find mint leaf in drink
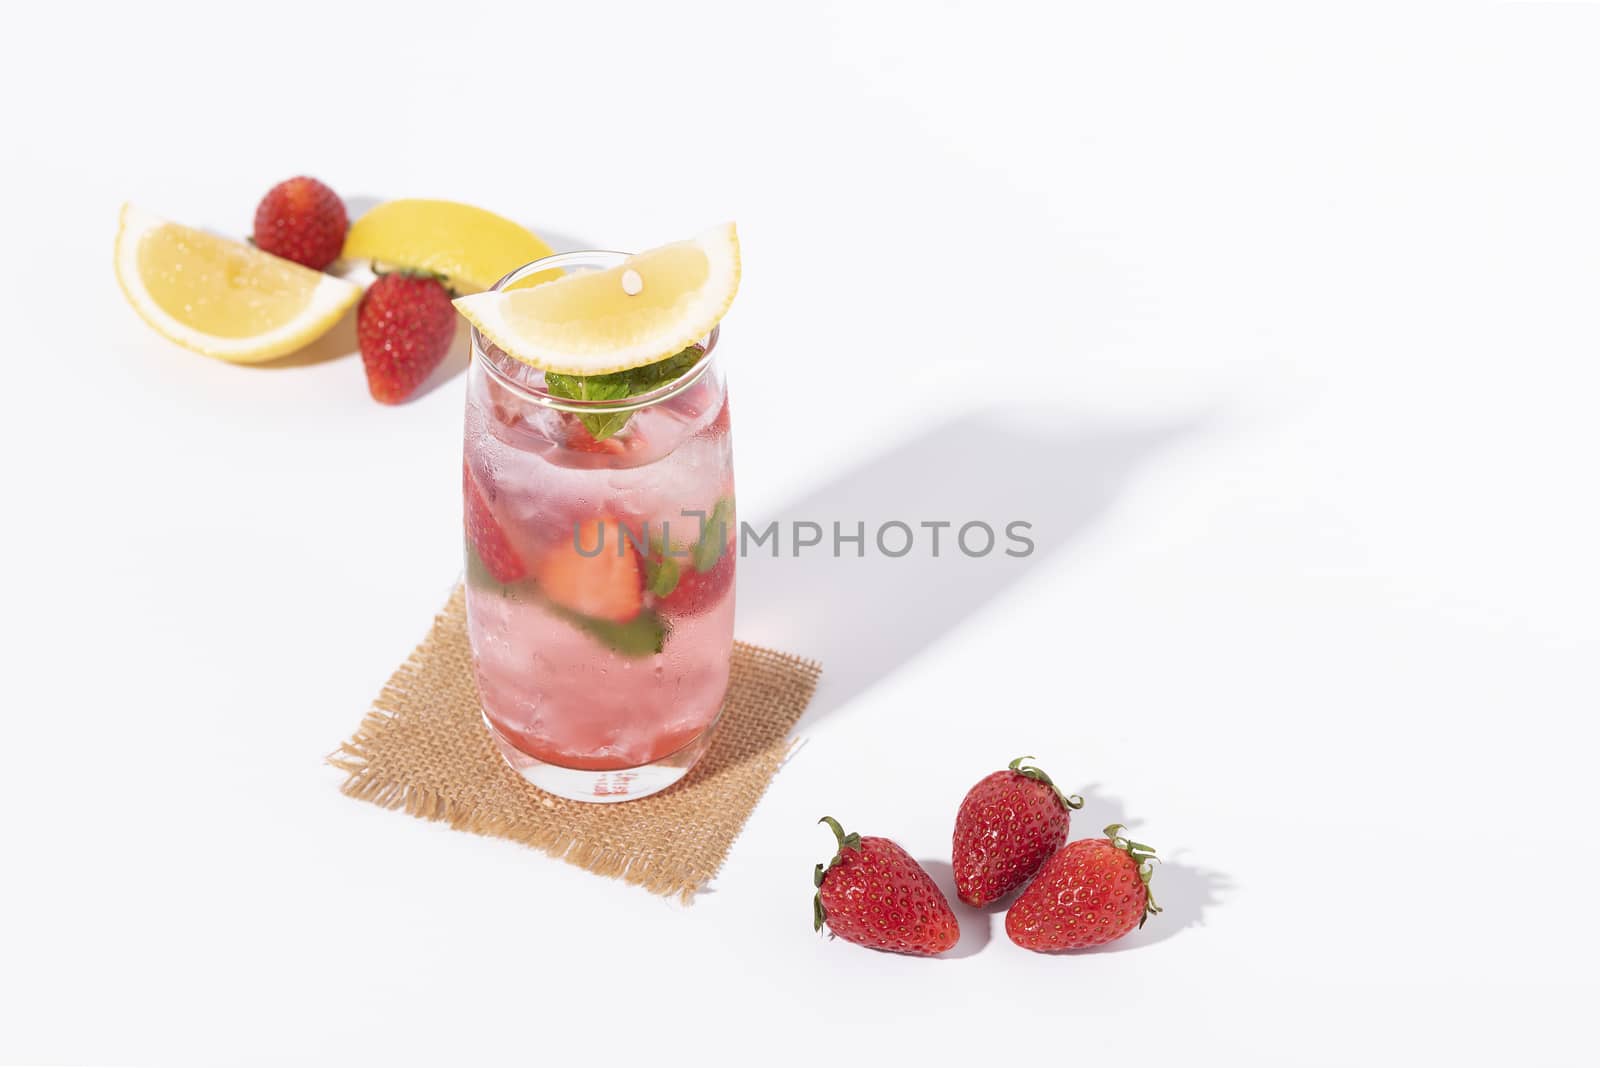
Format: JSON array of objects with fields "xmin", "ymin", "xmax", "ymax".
[
  {"xmin": 540, "ymin": 372, "xmax": 632, "ymax": 440},
  {"xmin": 543, "ymin": 344, "xmax": 705, "ymax": 441},
  {"xmin": 578, "ymin": 407, "xmax": 632, "ymax": 442},
  {"xmin": 550, "ymin": 604, "xmax": 669, "ymax": 657},
  {"xmin": 691, "ymin": 497, "xmax": 736, "ymax": 572},
  {"xmin": 628, "ymin": 344, "xmax": 704, "ymax": 390},
  {"xmin": 645, "ymin": 553, "xmax": 681, "ymax": 597}
]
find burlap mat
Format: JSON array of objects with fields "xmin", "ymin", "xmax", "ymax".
[{"xmin": 328, "ymin": 585, "xmax": 821, "ymax": 901}]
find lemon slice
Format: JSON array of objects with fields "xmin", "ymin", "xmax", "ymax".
[
  {"xmin": 342, "ymin": 199, "xmax": 557, "ymax": 293},
  {"xmin": 453, "ymin": 223, "xmax": 740, "ymax": 375},
  {"xmin": 115, "ymin": 204, "xmax": 360, "ymax": 363}
]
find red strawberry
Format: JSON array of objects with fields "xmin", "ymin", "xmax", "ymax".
[
  {"xmin": 534, "ymin": 517, "xmax": 643, "ymax": 623},
  {"xmin": 705, "ymin": 394, "xmax": 731, "ymax": 435},
  {"xmin": 812, "ymin": 816, "xmax": 960, "ymax": 956},
  {"xmin": 952, "ymin": 756, "xmax": 1084, "ymax": 907},
  {"xmin": 1005, "ymin": 824, "xmax": 1162, "ymax": 951},
  {"xmin": 655, "ymin": 546, "xmax": 734, "ymax": 616},
  {"xmin": 464, "ymin": 462, "xmax": 525, "ymax": 583},
  {"xmin": 563, "ymin": 418, "xmax": 629, "ymax": 455},
  {"xmin": 357, "ymin": 271, "xmax": 458, "ymax": 404},
  {"xmin": 252, "ymin": 176, "xmax": 347, "ymax": 270},
  {"xmin": 647, "ymin": 503, "xmax": 736, "ymax": 616}
]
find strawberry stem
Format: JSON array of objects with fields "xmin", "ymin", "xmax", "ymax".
[
  {"xmin": 1008, "ymin": 755, "xmax": 1085, "ymax": 810},
  {"xmin": 369, "ymin": 260, "xmax": 455, "ymax": 293},
  {"xmin": 1105, "ymin": 823, "xmax": 1163, "ymax": 927},
  {"xmin": 812, "ymin": 816, "xmax": 864, "ymax": 933}
]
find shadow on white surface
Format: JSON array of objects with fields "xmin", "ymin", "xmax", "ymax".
[{"xmin": 740, "ymin": 411, "xmax": 1207, "ymax": 726}]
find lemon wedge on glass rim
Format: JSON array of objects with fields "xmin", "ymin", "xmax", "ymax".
[
  {"xmin": 114, "ymin": 204, "xmax": 360, "ymax": 363},
  {"xmin": 452, "ymin": 223, "xmax": 740, "ymax": 376}
]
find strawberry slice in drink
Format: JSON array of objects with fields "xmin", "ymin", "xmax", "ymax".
[
  {"xmin": 706, "ymin": 394, "xmax": 731, "ymax": 435},
  {"xmin": 563, "ymin": 417, "xmax": 630, "ymax": 455},
  {"xmin": 654, "ymin": 545, "xmax": 734, "ymax": 616},
  {"xmin": 464, "ymin": 461, "xmax": 526, "ymax": 583},
  {"xmin": 645, "ymin": 497, "xmax": 735, "ymax": 616},
  {"xmin": 535, "ymin": 517, "xmax": 643, "ymax": 623}
]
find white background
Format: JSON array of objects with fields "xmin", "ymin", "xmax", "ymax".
[{"xmin": 2, "ymin": 1, "xmax": 1597, "ymax": 1064}]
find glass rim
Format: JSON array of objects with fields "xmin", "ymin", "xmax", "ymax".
[{"xmin": 468, "ymin": 250, "xmax": 720, "ymax": 415}]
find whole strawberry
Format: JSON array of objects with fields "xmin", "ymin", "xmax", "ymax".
[
  {"xmin": 952, "ymin": 756, "xmax": 1083, "ymax": 906},
  {"xmin": 357, "ymin": 270, "xmax": 457, "ymax": 404},
  {"xmin": 252, "ymin": 176, "xmax": 347, "ymax": 270},
  {"xmin": 1005, "ymin": 824, "xmax": 1162, "ymax": 951},
  {"xmin": 813, "ymin": 817, "xmax": 959, "ymax": 956}
]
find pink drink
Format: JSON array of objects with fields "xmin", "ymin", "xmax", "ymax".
[{"xmin": 462, "ymin": 256, "xmax": 735, "ymax": 802}]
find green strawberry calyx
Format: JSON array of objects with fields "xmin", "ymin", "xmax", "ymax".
[
  {"xmin": 1008, "ymin": 755, "xmax": 1085, "ymax": 811},
  {"xmin": 812, "ymin": 816, "xmax": 864, "ymax": 933},
  {"xmin": 1105, "ymin": 823, "xmax": 1163, "ymax": 927},
  {"xmin": 369, "ymin": 260, "xmax": 455, "ymax": 293}
]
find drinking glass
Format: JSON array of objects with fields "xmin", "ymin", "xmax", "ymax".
[{"xmin": 463, "ymin": 252, "xmax": 735, "ymax": 802}]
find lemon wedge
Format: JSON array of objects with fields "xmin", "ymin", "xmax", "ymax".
[
  {"xmin": 453, "ymin": 223, "xmax": 740, "ymax": 376},
  {"xmin": 115, "ymin": 204, "xmax": 360, "ymax": 363},
  {"xmin": 342, "ymin": 199, "xmax": 556, "ymax": 293}
]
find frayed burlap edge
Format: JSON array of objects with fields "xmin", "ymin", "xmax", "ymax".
[{"xmin": 328, "ymin": 586, "xmax": 821, "ymax": 901}]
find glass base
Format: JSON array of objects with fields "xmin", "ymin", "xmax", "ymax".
[{"xmin": 482, "ymin": 707, "xmax": 723, "ymax": 803}]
